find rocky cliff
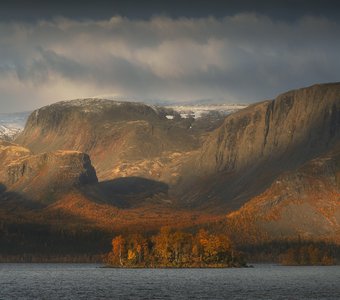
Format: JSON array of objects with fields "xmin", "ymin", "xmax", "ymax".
[
  {"xmin": 0, "ymin": 141, "xmax": 98, "ymax": 203},
  {"xmin": 199, "ymin": 83, "xmax": 340, "ymax": 173},
  {"xmin": 15, "ymin": 99, "xmax": 199, "ymax": 180},
  {"xmin": 181, "ymin": 83, "xmax": 340, "ymax": 210}
]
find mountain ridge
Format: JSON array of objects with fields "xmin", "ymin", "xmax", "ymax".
[
  {"xmin": 175, "ymin": 82, "xmax": 340, "ymax": 210},
  {"xmin": 1, "ymin": 82, "xmax": 340, "ymax": 257}
]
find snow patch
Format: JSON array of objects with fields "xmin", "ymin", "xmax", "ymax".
[
  {"xmin": 0, "ymin": 111, "xmax": 30, "ymax": 140},
  {"xmin": 0, "ymin": 124, "xmax": 22, "ymax": 140},
  {"xmin": 167, "ymin": 103, "xmax": 248, "ymax": 119}
]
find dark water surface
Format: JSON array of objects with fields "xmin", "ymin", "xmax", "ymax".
[{"xmin": 0, "ymin": 264, "xmax": 339, "ymax": 299}]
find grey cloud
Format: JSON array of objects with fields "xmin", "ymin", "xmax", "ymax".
[{"xmin": 0, "ymin": 14, "xmax": 340, "ymax": 112}]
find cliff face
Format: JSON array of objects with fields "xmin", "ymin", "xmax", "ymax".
[
  {"xmin": 199, "ymin": 83, "xmax": 340, "ymax": 173},
  {"xmin": 180, "ymin": 83, "xmax": 340, "ymax": 210},
  {"xmin": 15, "ymin": 99, "xmax": 198, "ymax": 180},
  {"xmin": 0, "ymin": 141, "xmax": 98, "ymax": 203}
]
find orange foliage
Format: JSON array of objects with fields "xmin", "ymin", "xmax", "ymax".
[
  {"xmin": 43, "ymin": 192, "xmax": 224, "ymax": 233},
  {"xmin": 106, "ymin": 227, "xmax": 245, "ymax": 267}
]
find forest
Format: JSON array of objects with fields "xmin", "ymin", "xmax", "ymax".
[
  {"xmin": 239, "ymin": 240, "xmax": 339, "ymax": 266},
  {"xmin": 105, "ymin": 227, "xmax": 247, "ymax": 267},
  {"xmin": 279, "ymin": 243, "xmax": 337, "ymax": 266},
  {"xmin": 1, "ymin": 220, "xmax": 339, "ymax": 266}
]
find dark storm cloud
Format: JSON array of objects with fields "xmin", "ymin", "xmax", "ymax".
[
  {"xmin": 2, "ymin": 0, "xmax": 340, "ymax": 21},
  {"xmin": 0, "ymin": 10, "xmax": 340, "ymax": 112}
]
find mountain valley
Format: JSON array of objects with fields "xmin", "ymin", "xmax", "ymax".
[{"xmin": 1, "ymin": 83, "xmax": 340, "ymax": 261}]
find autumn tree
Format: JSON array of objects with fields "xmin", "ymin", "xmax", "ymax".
[
  {"xmin": 107, "ymin": 227, "xmax": 244, "ymax": 267},
  {"xmin": 126, "ymin": 233, "xmax": 149, "ymax": 265},
  {"xmin": 172, "ymin": 231, "xmax": 193, "ymax": 264},
  {"xmin": 196, "ymin": 229, "xmax": 209, "ymax": 262},
  {"xmin": 195, "ymin": 229, "xmax": 233, "ymax": 264},
  {"xmin": 153, "ymin": 226, "xmax": 173, "ymax": 264},
  {"xmin": 111, "ymin": 235, "xmax": 125, "ymax": 266}
]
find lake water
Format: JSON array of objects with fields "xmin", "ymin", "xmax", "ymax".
[{"xmin": 0, "ymin": 264, "xmax": 339, "ymax": 299}]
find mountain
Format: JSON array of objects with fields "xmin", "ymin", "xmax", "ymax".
[
  {"xmin": 1, "ymin": 83, "xmax": 340, "ymax": 259},
  {"xmin": 13, "ymin": 84, "xmax": 340, "ymax": 212},
  {"xmin": 15, "ymin": 99, "xmax": 202, "ymax": 181},
  {"xmin": 0, "ymin": 112, "xmax": 30, "ymax": 141},
  {"xmin": 0, "ymin": 125, "xmax": 21, "ymax": 141},
  {"xmin": 0, "ymin": 140, "xmax": 97, "ymax": 204},
  {"xmin": 189, "ymin": 82, "xmax": 340, "ymax": 244},
  {"xmin": 199, "ymin": 83, "xmax": 340, "ymax": 173},
  {"xmin": 226, "ymin": 143, "xmax": 340, "ymax": 244},
  {"xmin": 179, "ymin": 83, "xmax": 340, "ymax": 211}
]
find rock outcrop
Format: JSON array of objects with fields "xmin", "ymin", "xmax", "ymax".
[
  {"xmin": 0, "ymin": 141, "xmax": 97, "ymax": 203},
  {"xmin": 0, "ymin": 140, "xmax": 31, "ymax": 165}
]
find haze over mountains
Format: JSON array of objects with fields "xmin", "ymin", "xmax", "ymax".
[
  {"xmin": 1, "ymin": 82, "xmax": 340, "ymax": 258},
  {"xmin": 0, "ymin": 112, "xmax": 31, "ymax": 141}
]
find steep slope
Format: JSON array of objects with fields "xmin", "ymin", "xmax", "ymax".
[
  {"xmin": 0, "ymin": 141, "xmax": 97, "ymax": 204},
  {"xmin": 181, "ymin": 83, "xmax": 340, "ymax": 209},
  {"xmin": 200, "ymin": 83, "xmax": 340, "ymax": 172},
  {"xmin": 2, "ymin": 83, "xmax": 340, "ymax": 258},
  {"xmin": 15, "ymin": 99, "xmax": 199, "ymax": 180},
  {"xmin": 227, "ymin": 143, "xmax": 340, "ymax": 243}
]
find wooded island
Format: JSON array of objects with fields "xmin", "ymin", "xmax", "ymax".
[{"xmin": 106, "ymin": 227, "xmax": 247, "ymax": 268}]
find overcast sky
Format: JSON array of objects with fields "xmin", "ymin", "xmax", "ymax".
[{"xmin": 1, "ymin": 0, "xmax": 340, "ymax": 112}]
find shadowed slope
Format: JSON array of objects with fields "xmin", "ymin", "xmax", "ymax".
[
  {"xmin": 0, "ymin": 140, "xmax": 98, "ymax": 204},
  {"xmin": 226, "ymin": 143, "xmax": 340, "ymax": 243},
  {"xmin": 178, "ymin": 83, "xmax": 340, "ymax": 210}
]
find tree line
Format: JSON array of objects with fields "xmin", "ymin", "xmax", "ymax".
[
  {"xmin": 279, "ymin": 244, "xmax": 336, "ymax": 266},
  {"xmin": 0, "ymin": 221, "xmax": 111, "ymax": 262},
  {"xmin": 106, "ymin": 227, "xmax": 246, "ymax": 267}
]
